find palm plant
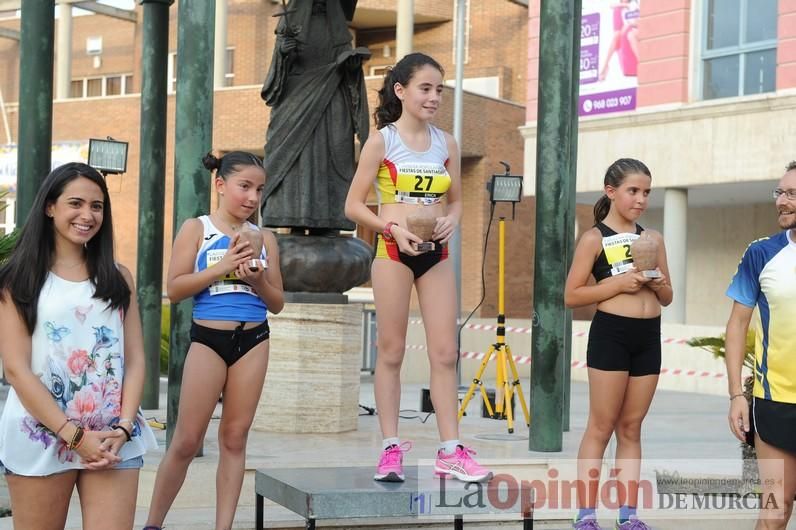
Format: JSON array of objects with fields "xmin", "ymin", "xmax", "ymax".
[
  {"xmin": 686, "ymin": 332, "xmax": 755, "ymax": 371},
  {"xmin": 0, "ymin": 191, "xmax": 18, "ymax": 265}
]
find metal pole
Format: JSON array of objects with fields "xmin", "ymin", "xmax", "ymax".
[
  {"xmin": 562, "ymin": 0, "xmax": 582, "ymax": 433},
  {"xmin": 16, "ymin": 0, "xmax": 55, "ymax": 225},
  {"xmin": 452, "ymin": 0, "xmax": 465, "ymax": 382},
  {"xmin": 168, "ymin": 0, "xmax": 215, "ymax": 446},
  {"xmin": 138, "ymin": 0, "xmax": 174, "ymax": 410},
  {"xmin": 529, "ymin": 0, "xmax": 581, "ymax": 452}
]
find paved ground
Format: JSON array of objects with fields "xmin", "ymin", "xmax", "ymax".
[{"xmin": 0, "ymin": 376, "xmax": 791, "ymax": 529}]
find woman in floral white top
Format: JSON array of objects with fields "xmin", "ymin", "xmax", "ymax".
[{"xmin": 0, "ymin": 162, "xmax": 156, "ymax": 529}]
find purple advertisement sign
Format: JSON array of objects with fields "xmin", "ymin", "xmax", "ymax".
[
  {"xmin": 579, "ymin": 88, "xmax": 637, "ymax": 116},
  {"xmin": 579, "ymin": 0, "xmax": 640, "ymax": 117},
  {"xmin": 580, "ymin": 13, "xmax": 600, "ymax": 85}
]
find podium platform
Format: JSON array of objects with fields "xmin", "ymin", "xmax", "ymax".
[{"xmin": 254, "ymin": 466, "xmax": 533, "ymax": 529}]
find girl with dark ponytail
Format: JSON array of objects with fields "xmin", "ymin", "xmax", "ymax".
[
  {"xmin": 346, "ymin": 53, "xmax": 492, "ymax": 484},
  {"xmin": 564, "ymin": 158, "xmax": 673, "ymax": 529},
  {"xmin": 145, "ymin": 150, "xmax": 284, "ymax": 530},
  {"xmin": 373, "ymin": 53, "xmax": 444, "ymax": 129}
]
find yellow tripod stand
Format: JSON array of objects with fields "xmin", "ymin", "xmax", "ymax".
[{"xmin": 458, "ymin": 217, "xmax": 530, "ymax": 433}]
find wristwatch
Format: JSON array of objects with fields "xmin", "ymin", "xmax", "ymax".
[{"xmin": 383, "ymin": 221, "xmax": 397, "ymax": 241}]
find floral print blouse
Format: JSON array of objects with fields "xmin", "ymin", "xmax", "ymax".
[{"xmin": 0, "ymin": 273, "xmax": 157, "ymax": 475}]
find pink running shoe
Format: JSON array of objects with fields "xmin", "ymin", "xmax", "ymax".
[
  {"xmin": 374, "ymin": 441, "xmax": 411, "ymax": 482},
  {"xmin": 434, "ymin": 445, "xmax": 493, "ymax": 482}
]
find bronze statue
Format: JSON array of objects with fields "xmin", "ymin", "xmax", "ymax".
[{"xmin": 261, "ymin": 0, "xmax": 370, "ymax": 232}]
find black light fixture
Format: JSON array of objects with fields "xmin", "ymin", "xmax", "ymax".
[
  {"xmin": 486, "ymin": 161, "xmax": 523, "ymax": 218},
  {"xmin": 88, "ymin": 137, "xmax": 128, "ymax": 175}
]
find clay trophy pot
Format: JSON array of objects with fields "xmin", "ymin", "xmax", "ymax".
[
  {"xmin": 236, "ymin": 224, "xmax": 266, "ymax": 271},
  {"xmin": 406, "ymin": 210, "xmax": 437, "ymax": 252},
  {"xmin": 630, "ymin": 233, "xmax": 660, "ymax": 278}
]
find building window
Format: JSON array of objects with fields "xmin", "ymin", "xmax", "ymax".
[
  {"xmin": 225, "ymin": 47, "xmax": 235, "ymax": 87},
  {"xmin": 702, "ymin": 0, "xmax": 777, "ymax": 100},
  {"xmin": 369, "ymin": 65, "xmax": 392, "ymax": 77},
  {"xmin": 69, "ymin": 74, "xmax": 135, "ymax": 98}
]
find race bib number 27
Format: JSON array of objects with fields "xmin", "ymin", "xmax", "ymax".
[{"xmin": 394, "ymin": 162, "xmax": 449, "ymax": 205}]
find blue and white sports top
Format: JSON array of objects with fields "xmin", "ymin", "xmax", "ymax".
[
  {"xmin": 726, "ymin": 230, "xmax": 796, "ymax": 403},
  {"xmin": 192, "ymin": 216, "xmax": 268, "ymax": 322}
]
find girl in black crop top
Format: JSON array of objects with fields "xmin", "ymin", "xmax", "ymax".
[
  {"xmin": 590, "ymin": 222, "xmax": 644, "ymax": 283},
  {"xmin": 564, "ymin": 159, "xmax": 673, "ymax": 529}
]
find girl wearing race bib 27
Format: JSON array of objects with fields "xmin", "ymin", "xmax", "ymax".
[
  {"xmin": 564, "ymin": 158, "xmax": 673, "ymax": 530},
  {"xmin": 345, "ymin": 53, "xmax": 491, "ymax": 483}
]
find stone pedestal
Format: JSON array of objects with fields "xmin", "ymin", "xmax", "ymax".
[{"xmin": 254, "ymin": 301, "xmax": 362, "ymax": 433}]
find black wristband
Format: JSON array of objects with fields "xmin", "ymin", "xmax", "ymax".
[{"xmin": 113, "ymin": 424, "xmax": 132, "ymax": 441}]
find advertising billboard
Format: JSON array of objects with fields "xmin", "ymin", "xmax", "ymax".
[{"xmin": 579, "ymin": 0, "xmax": 640, "ymax": 117}]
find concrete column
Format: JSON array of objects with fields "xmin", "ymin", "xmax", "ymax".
[
  {"xmin": 396, "ymin": 0, "xmax": 414, "ymax": 60},
  {"xmin": 56, "ymin": 3, "xmax": 72, "ymax": 100},
  {"xmin": 213, "ymin": 0, "xmax": 227, "ymax": 88},
  {"xmin": 663, "ymin": 188, "xmax": 688, "ymax": 323}
]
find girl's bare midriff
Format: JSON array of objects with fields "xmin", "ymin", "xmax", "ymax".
[
  {"xmin": 596, "ymin": 285, "xmax": 661, "ymax": 319},
  {"xmin": 194, "ymin": 319, "xmax": 264, "ymax": 330},
  {"xmin": 380, "ymin": 201, "xmax": 447, "ymax": 234}
]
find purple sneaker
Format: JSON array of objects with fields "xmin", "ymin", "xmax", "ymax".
[
  {"xmin": 573, "ymin": 516, "xmax": 603, "ymax": 529},
  {"xmin": 374, "ymin": 441, "xmax": 411, "ymax": 482},
  {"xmin": 615, "ymin": 516, "xmax": 652, "ymax": 529}
]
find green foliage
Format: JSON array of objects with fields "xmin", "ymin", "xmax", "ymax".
[
  {"xmin": 160, "ymin": 304, "xmax": 170, "ymax": 375},
  {"xmin": 0, "ymin": 192, "xmax": 18, "ymax": 265},
  {"xmin": 0, "ymin": 229, "xmax": 18, "ymax": 265},
  {"xmin": 687, "ymin": 331, "xmax": 756, "ymax": 372}
]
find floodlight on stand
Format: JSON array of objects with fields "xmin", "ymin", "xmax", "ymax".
[
  {"xmin": 459, "ymin": 161, "xmax": 531, "ymax": 432},
  {"xmin": 88, "ymin": 137, "xmax": 129, "ymax": 176},
  {"xmin": 486, "ymin": 161, "xmax": 523, "ymax": 219}
]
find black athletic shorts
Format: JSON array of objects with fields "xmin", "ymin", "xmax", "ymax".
[
  {"xmin": 586, "ymin": 310, "xmax": 661, "ymax": 376},
  {"xmin": 752, "ymin": 397, "xmax": 796, "ymax": 453},
  {"xmin": 190, "ymin": 320, "xmax": 270, "ymax": 367}
]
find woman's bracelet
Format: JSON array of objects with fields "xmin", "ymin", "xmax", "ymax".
[
  {"xmin": 113, "ymin": 424, "xmax": 132, "ymax": 442},
  {"xmin": 118, "ymin": 418, "xmax": 135, "ymax": 427},
  {"xmin": 68, "ymin": 426, "xmax": 85, "ymax": 450},
  {"xmin": 729, "ymin": 393, "xmax": 745, "ymax": 401},
  {"xmin": 54, "ymin": 418, "xmax": 70, "ymax": 437}
]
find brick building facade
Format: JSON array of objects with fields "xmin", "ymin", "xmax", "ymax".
[{"xmin": 0, "ymin": 0, "xmax": 533, "ymax": 317}]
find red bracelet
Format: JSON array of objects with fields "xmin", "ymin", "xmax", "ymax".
[
  {"xmin": 54, "ymin": 418, "xmax": 70, "ymax": 437},
  {"xmin": 383, "ymin": 221, "xmax": 397, "ymax": 241}
]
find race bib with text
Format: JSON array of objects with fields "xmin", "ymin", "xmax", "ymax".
[
  {"xmin": 394, "ymin": 162, "xmax": 451, "ymax": 205},
  {"xmin": 205, "ymin": 248, "xmax": 257, "ymax": 296},
  {"xmin": 601, "ymin": 232, "xmax": 639, "ymax": 276}
]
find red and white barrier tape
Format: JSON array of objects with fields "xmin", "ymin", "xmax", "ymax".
[
  {"xmin": 406, "ymin": 345, "xmax": 727, "ymax": 378},
  {"xmin": 408, "ymin": 319, "xmax": 691, "ymax": 345}
]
